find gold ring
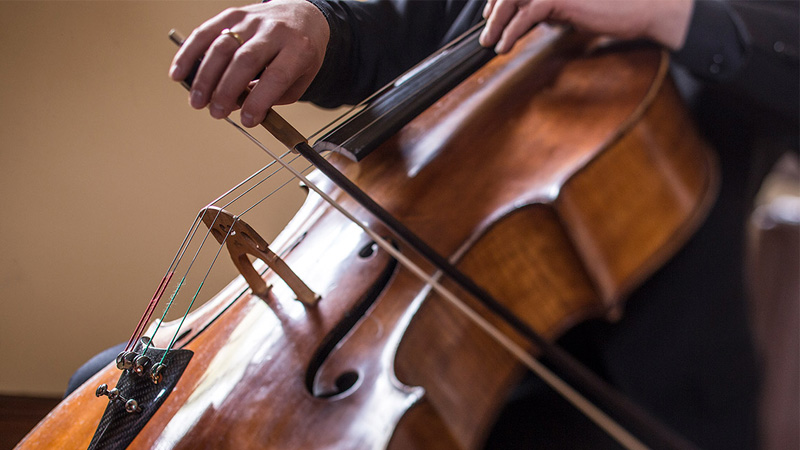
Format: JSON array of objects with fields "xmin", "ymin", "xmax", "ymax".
[{"xmin": 220, "ymin": 28, "xmax": 244, "ymax": 46}]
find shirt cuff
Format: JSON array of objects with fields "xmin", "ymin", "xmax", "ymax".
[{"xmin": 299, "ymin": 0, "xmax": 353, "ymax": 107}]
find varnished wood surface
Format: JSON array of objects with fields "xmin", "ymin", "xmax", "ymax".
[
  {"xmin": 17, "ymin": 25, "xmax": 716, "ymax": 449},
  {"xmin": 339, "ymin": 26, "xmax": 715, "ymax": 449}
]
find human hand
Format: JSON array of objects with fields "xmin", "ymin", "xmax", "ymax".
[
  {"xmin": 479, "ymin": 0, "xmax": 693, "ymax": 54},
  {"xmin": 169, "ymin": 0, "xmax": 329, "ymax": 127}
]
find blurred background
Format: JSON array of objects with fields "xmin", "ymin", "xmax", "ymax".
[{"xmin": 0, "ymin": 0, "xmax": 340, "ymax": 404}]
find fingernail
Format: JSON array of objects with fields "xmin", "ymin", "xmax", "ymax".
[
  {"xmin": 241, "ymin": 112, "xmax": 254, "ymax": 127},
  {"xmin": 169, "ymin": 63, "xmax": 180, "ymax": 79},
  {"xmin": 209, "ymin": 103, "xmax": 226, "ymax": 118},
  {"xmin": 190, "ymin": 90, "xmax": 204, "ymax": 107},
  {"xmin": 479, "ymin": 29, "xmax": 488, "ymax": 47}
]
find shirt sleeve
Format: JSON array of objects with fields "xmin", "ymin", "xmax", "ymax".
[
  {"xmin": 301, "ymin": 0, "xmax": 465, "ymax": 107},
  {"xmin": 672, "ymin": 0, "xmax": 750, "ymax": 81},
  {"xmin": 673, "ymin": 0, "xmax": 799, "ymax": 117}
]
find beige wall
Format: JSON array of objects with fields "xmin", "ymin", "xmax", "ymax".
[{"xmin": 0, "ymin": 1, "xmax": 340, "ymax": 396}]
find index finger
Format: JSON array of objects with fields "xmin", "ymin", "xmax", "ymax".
[{"xmin": 238, "ymin": 47, "xmax": 312, "ymax": 127}]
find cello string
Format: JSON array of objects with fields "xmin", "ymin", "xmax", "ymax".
[
  {"xmin": 208, "ymin": 151, "xmax": 298, "ymax": 208},
  {"xmin": 163, "ymin": 215, "xmax": 312, "ymax": 355},
  {"xmin": 148, "ymin": 151, "xmax": 313, "ymax": 358},
  {"xmin": 134, "ymin": 162, "xmax": 278, "ymax": 352},
  {"xmin": 127, "ymin": 160, "xmax": 281, "ymax": 352},
  {"xmin": 277, "ymin": 22, "xmax": 487, "ymax": 152},
  {"xmin": 124, "ymin": 272, "xmax": 173, "ymax": 353},
  {"xmin": 136, "ymin": 153, "xmax": 313, "ymax": 357},
  {"xmin": 158, "ymin": 222, "xmax": 235, "ymax": 365},
  {"xmin": 339, "ymin": 53, "xmax": 489, "ymax": 150},
  {"xmin": 134, "ymin": 211, "xmax": 215, "ymax": 354},
  {"xmin": 157, "ymin": 159, "xmax": 309, "ymax": 360},
  {"xmin": 335, "ymin": 21, "xmax": 488, "ymax": 151},
  {"xmin": 124, "ymin": 213, "xmax": 203, "ymax": 353},
  {"xmin": 136, "ymin": 152, "xmax": 298, "ymax": 355},
  {"xmin": 224, "ymin": 117, "xmax": 648, "ymax": 450},
  {"xmin": 239, "ymin": 170, "xmax": 302, "ymax": 215}
]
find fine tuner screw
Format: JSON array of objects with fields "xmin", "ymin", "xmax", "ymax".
[
  {"xmin": 116, "ymin": 351, "xmax": 136, "ymax": 371},
  {"xmin": 95, "ymin": 384, "xmax": 143, "ymax": 414},
  {"xmin": 151, "ymin": 363, "xmax": 167, "ymax": 385},
  {"xmin": 133, "ymin": 355, "xmax": 152, "ymax": 376}
]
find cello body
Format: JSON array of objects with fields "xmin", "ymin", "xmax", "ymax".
[{"xmin": 17, "ymin": 25, "xmax": 717, "ymax": 449}]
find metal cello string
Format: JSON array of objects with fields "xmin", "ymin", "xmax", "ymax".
[
  {"xmin": 154, "ymin": 153, "xmax": 313, "ymax": 363},
  {"xmin": 275, "ymin": 21, "xmax": 488, "ymax": 154},
  {"xmin": 335, "ymin": 21, "xmax": 488, "ymax": 151},
  {"xmin": 127, "ymin": 150, "xmax": 306, "ymax": 357},
  {"xmin": 128, "ymin": 160, "xmax": 280, "ymax": 354}
]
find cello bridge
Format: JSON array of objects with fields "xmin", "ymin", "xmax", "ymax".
[{"xmin": 201, "ymin": 206, "xmax": 320, "ymax": 305}]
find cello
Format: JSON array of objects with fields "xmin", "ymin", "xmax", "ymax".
[{"xmin": 16, "ymin": 19, "xmax": 716, "ymax": 449}]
